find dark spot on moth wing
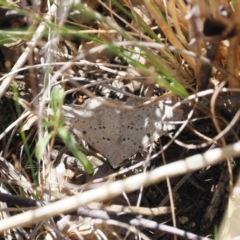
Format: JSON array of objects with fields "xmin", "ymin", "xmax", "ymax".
[
  {"xmin": 154, "ymin": 122, "xmax": 164, "ymax": 131},
  {"xmin": 120, "ymin": 135, "xmax": 140, "ymax": 160}
]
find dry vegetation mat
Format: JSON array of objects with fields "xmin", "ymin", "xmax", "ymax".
[{"xmin": 0, "ymin": 0, "xmax": 240, "ymax": 239}]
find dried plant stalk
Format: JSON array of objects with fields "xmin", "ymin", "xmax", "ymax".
[{"xmin": 144, "ymin": 0, "xmax": 195, "ymax": 68}]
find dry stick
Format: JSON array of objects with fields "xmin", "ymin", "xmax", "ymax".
[
  {"xmin": 159, "ymin": 172, "xmax": 193, "ymax": 207},
  {"xmin": 0, "ymin": 4, "xmax": 57, "ymax": 99},
  {"xmin": 211, "ymin": 80, "xmax": 233, "ymax": 187},
  {"xmin": 207, "ymin": 80, "xmax": 234, "ymax": 230},
  {"xmin": 0, "ymin": 192, "xmax": 171, "ymax": 216},
  {"xmin": 0, "ymin": 61, "xmax": 129, "ymax": 82},
  {"xmin": 0, "ymin": 140, "xmax": 239, "ymax": 232},
  {"xmin": 47, "ymin": 40, "xmax": 238, "ymax": 85},
  {"xmin": 75, "ymin": 208, "xmax": 211, "ymax": 240},
  {"xmin": 160, "ymin": 139, "xmax": 177, "ymax": 240},
  {"xmin": 174, "ymin": 107, "xmax": 240, "ymax": 150},
  {"xmin": 0, "ymin": 192, "xmax": 210, "ymax": 240},
  {"xmin": 0, "ymin": 191, "xmax": 206, "ymax": 239}
]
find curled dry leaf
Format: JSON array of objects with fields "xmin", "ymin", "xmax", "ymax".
[{"xmin": 21, "ymin": 113, "xmax": 38, "ymax": 132}]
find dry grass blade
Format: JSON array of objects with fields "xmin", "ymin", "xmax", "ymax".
[{"xmin": 143, "ymin": 0, "xmax": 195, "ymax": 68}]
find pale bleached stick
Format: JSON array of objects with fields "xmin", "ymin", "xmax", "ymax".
[{"xmin": 0, "ymin": 140, "xmax": 239, "ymax": 232}]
